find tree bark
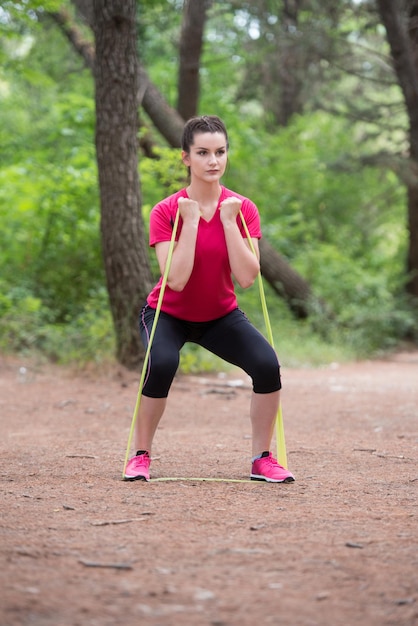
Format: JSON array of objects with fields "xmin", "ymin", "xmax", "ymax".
[
  {"xmin": 93, "ymin": 0, "xmax": 153, "ymax": 369},
  {"xmin": 177, "ymin": 0, "xmax": 211, "ymax": 121},
  {"xmin": 260, "ymin": 238, "xmax": 319, "ymax": 319},
  {"xmin": 276, "ymin": 0, "xmax": 304, "ymax": 126},
  {"xmin": 138, "ymin": 64, "xmax": 185, "ymax": 146},
  {"xmin": 377, "ymin": 0, "xmax": 418, "ymax": 298}
]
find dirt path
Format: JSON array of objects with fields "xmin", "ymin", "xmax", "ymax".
[{"xmin": 1, "ymin": 352, "xmax": 417, "ymax": 626}]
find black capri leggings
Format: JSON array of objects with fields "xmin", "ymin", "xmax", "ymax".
[{"xmin": 139, "ymin": 304, "xmax": 281, "ymax": 398}]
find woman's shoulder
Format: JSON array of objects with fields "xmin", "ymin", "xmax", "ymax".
[
  {"xmin": 153, "ymin": 188, "xmax": 187, "ymax": 213},
  {"xmin": 151, "ymin": 189, "xmax": 187, "ymax": 222},
  {"xmin": 221, "ymin": 186, "xmax": 258, "ymax": 211}
]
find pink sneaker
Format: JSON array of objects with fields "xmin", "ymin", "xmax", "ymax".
[
  {"xmin": 124, "ymin": 451, "xmax": 151, "ymax": 481},
  {"xmin": 251, "ymin": 451, "xmax": 295, "ymax": 483}
]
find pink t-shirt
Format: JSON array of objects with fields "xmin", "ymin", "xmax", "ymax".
[{"xmin": 147, "ymin": 186, "xmax": 262, "ymax": 322}]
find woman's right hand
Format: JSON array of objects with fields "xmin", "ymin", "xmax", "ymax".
[
  {"xmin": 177, "ymin": 197, "xmax": 200, "ymax": 224},
  {"xmin": 154, "ymin": 196, "xmax": 201, "ymax": 291}
]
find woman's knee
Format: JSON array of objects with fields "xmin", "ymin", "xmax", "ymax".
[
  {"xmin": 249, "ymin": 352, "xmax": 281, "ymax": 393},
  {"xmin": 142, "ymin": 350, "xmax": 179, "ymax": 397},
  {"xmin": 149, "ymin": 348, "xmax": 179, "ymax": 378}
]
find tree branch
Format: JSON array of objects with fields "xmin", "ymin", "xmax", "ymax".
[
  {"xmin": 48, "ymin": 7, "xmax": 184, "ymax": 148},
  {"xmin": 376, "ymin": 0, "xmax": 418, "ymax": 153}
]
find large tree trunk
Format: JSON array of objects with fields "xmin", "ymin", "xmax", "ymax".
[
  {"xmin": 93, "ymin": 0, "xmax": 153, "ymax": 369},
  {"xmin": 177, "ymin": 0, "xmax": 211, "ymax": 121},
  {"xmin": 377, "ymin": 0, "xmax": 418, "ymax": 298}
]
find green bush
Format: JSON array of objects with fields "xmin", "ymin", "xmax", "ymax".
[{"xmin": 0, "ymin": 284, "xmax": 115, "ymax": 365}]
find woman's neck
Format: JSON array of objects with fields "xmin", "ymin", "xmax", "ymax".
[{"xmin": 186, "ymin": 180, "xmax": 222, "ymax": 205}]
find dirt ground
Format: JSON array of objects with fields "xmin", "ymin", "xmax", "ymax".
[{"xmin": 1, "ymin": 350, "xmax": 417, "ymax": 626}]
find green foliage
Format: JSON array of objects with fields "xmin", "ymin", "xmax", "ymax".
[
  {"xmin": 0, "ymin": 1, "xmax": 416, "ymax": 370},
  {"xmin": 0, "ymin": 8, "xmax": 106, "ymax": 363},
  {"xmin": 218, "ymin": 111, "xmax": 416, "ymax": 357},
  {"xmin": 138, "ymin": 1, "xmax": 183, "ymax": 109},
  {"xmin": 140, "ymin": 146, "xmax": 187, "ymax": 218},
  {"xmin": 0, "ymin": 152, "xmax": 102, "ymax": 320},
  {"xmin": 0, "ymin": 283, "xmax": 114, "ymax": 365}
]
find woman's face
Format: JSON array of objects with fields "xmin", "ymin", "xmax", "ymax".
[{"xmin": 182, "ymin": 132, "xmax": 228, "ymax": 183}]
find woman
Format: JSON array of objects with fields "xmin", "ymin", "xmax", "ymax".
[{"xmin": 124, "ymin": 115, "xmax": 295, "ymax": 483}]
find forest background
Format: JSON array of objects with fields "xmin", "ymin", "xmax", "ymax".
[{"xmin": 0, "ymin": 0, "xmax": 417, "ymax": 374}]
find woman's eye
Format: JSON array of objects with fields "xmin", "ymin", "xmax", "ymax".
[{"xmin": 196, "ymin": 149, "xmax": 225, "ymax": 156}]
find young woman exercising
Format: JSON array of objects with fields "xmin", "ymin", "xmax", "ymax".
[{"xmin": 124, "ymin": 115, "xmax": 295, "ymax": 483}]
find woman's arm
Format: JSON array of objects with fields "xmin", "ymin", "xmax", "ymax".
[
  {"xmin": 219, "ymin": 197, "xmax": 260, "ymax": 288},
  {"xmin": 155, "ymin": 198, "xmax": 200, "ymax": 291}
]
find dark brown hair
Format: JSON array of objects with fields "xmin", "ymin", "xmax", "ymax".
[{"xmin": 181, "ymin": 115, "xmax": 229, "ymax": 153}]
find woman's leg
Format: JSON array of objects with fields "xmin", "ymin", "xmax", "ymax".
[
  {"xmin": 135, "ymin": 306, "xmax": 187, "ymax": 454},
  {"xmin": 200, "ymin": 310, "xmax": 281, "ymax": 456},
  {"xmin": 250, "ymin": 389, "xmax": 280, "ymax": 457},
  {"xmin": 134, "ymin": 396, "xmax": 167, "ymax": 454}
]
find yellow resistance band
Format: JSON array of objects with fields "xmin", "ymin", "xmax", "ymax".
[
  {"xmin": 122, "ymin": 208, "xmax": 181, "ymax": 478},
  {"xmin": 239, "ymin": 210, "xmax": 288, "ymax": 469}
]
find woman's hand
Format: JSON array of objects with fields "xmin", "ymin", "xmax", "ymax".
[
  {"xmin": 219, "ymin": 196, "xmax": 242, "ymax": 224},
  {"xmin": 154, "ymin": 197, "xmax": 200, "ymax": 292},
  {"xmin": 178, "ymin": 197, "xmax": 200, "ymax": 225},
  {"xmin": 219, "ymin": 197, "xmax": 260, "ymax": 288}
]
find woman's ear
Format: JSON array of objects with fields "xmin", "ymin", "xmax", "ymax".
[{"xmin": 181, "ymin": 151, "xmax": 190, "ymax": 166}]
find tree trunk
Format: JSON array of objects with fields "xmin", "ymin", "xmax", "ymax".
[
  {"xmin": 260, "ymin": 238, "xmax": 319, "ymax": 319},
  {"xmin": 377, "ymin": 0, "xmax": 418, "ymax": 298},
  {"xmin": 276, "ymin": 0, "xmax": 304, "ymax": 126},
  {"xmin": 93, "ymin": 0, "xmax": 153, "ymax": 369},
  {"xmin": 138, "ymin": 64, "xmax": 185, "ymax": 146},
  {"xmin": 177, "ymin": 0, "xmax": 211, "ymax": 121}
]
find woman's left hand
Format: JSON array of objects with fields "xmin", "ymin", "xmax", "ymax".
[{"xmin": 219, "ymin": 196, "xmax": 242, "ymax": 224}]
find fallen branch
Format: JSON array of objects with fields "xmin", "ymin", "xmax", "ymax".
[
  {"xmin": 90, "ymin": 518, "xmax": 149, "ymax": 526},
  {"xmin": 79, "ymin": 560, "xmax": 133, "ymax": 570}
]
